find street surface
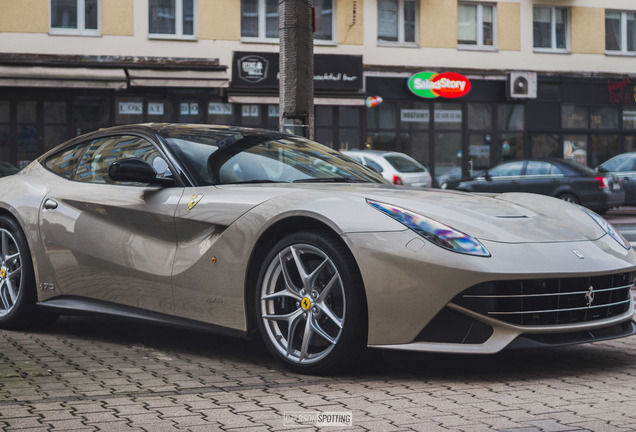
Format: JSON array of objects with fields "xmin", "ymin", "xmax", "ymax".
[{"xmin": 2, "ymin": 208, "xmax": 636, "ymax": 431}]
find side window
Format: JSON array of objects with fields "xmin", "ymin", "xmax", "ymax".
[
  {"xmin": 489, "ymin": 161, "xmax": 523, "ymax": 177},
  {"xmin": 525, "ymin": 161, "xmax": 552, "ymax": 176},
  {"xmin": 74, "ymin": 135, "xmax": 170, "ymax": 185},
  {"xmin": 364, "ymin": 157, "xmax": 384, "ymax": 174},
  {"xmin": 45, "ymin": 143, "xmax": 89, "ymax": 179}
]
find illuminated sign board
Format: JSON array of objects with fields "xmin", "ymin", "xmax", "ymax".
[{"xmin": 407, "ymin": 71, "xmax": 471, "ymax": 99}]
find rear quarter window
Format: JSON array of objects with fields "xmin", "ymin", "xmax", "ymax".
[
  {"xmin": 384, "ymin": 155, "xmax": 424, "ymax": 173},
  {"xmin": 44, "ymin": 143, "xmax": 88, "ymax": 179}
]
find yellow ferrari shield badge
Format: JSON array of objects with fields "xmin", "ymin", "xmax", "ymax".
[
  {"xmin": 301, "ymin": 297, "xmax": 311, "ymax": 310},
  {"xmin": 188, "ymin": 194, "xmax": 203, "ymax": 210}
]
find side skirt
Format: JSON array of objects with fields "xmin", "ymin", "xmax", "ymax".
[{"xmin": 36, "ymin": 295, "xmax": 250, "ymax": 340}]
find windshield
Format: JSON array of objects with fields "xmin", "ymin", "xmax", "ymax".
[{"xmin": 161, "ymin": 128, "xmax": 386, "ymax": 186}]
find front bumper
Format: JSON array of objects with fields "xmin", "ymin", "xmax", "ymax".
[{"xmin": 345, "ymin": 229, "xmax": 636, "ymax": 351}]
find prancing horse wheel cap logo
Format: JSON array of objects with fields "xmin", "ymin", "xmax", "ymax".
[{"xmin": 301, "ymin": 297, "xmax": 311, "ymax": 311}]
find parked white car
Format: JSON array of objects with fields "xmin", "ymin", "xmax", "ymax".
[{"xmin": 342, "ymin": 150, "xmax": 432, "ymax": 187}]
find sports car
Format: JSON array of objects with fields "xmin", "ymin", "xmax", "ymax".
[{"xmin": 0, "ymin": 124, "xmax": 635, "ymax": 374}]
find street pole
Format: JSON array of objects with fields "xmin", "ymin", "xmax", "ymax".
[{"xmin": 279, "ymin": 0, "xmax": 314, "ymax": 139}]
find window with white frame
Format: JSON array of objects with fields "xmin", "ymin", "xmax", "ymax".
[
  {"xmin": 149, "ymin": 0, "xmax": 196, "ymax": 39},
  {"xmin": 378, "ymin": 0, "xmax": 417, "ymax": 45},
  {"xmin": 606, "ymin": 10, "xmax": 636, "ymax": 54},
  {"xmin": 50, "ymin": 0, "xmax": 100, "ymax": 35},
  {"xmin": 457, "ymin": 3, "xmax": 495, "ymax": 49},
  {"xmin": 240, "ymin": 0, "xmax": 334, "ymax": 43},
  {"xmin": 533, "ymin": 6, "xmax": 568, "ymax": 51}
]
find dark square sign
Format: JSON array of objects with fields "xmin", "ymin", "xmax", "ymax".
[{"xmin": 232, "ymin": 52, "xmax": 363, "ymax": 91}]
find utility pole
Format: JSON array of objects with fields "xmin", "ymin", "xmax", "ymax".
[{"xmin": 279, "ymin": 0, "xmax": 314, "ymax": 139}]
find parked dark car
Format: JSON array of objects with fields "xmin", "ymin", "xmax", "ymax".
[
  {"xmin": 453, "ymin": 158, "xmax": 624, "ymax": 212},
  {"xmin": 0, "ymin": 162, "xmax": 19, "ymax": 178},
  {"xmin": 597, "ymin": 152, "xmax": 636, "ymax": 206}
]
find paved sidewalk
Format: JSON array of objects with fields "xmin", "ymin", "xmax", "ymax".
[{"xmin": 2, "ymin": 316, "xmax": 636, "ymax": 431}]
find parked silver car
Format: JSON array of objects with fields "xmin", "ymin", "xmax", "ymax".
[{"xmin": 342, "ymin": 150, "xmax": 432, "ymax": 187}]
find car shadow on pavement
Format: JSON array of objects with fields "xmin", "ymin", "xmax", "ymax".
[{"xmin": 26, "ymin": 315, "xmax": 636, "ymax": 383}]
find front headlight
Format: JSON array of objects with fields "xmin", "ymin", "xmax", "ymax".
[
  {"xmin": 367, "ymin": 199, "xmax": 491, "ymax": 257},
  {"xmin": 583, "ymin": 208, "xmax": 631, "ymax": 250}
]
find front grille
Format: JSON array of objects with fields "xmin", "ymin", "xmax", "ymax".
[{"xmin": 452, "ymin": 272, "xmax": 634, "ymax": 326}]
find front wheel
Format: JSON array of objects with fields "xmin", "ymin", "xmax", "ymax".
[
  {"xmin": 255, "ymin": 230, "xmax": 367, "ymax": 374},
  {"xmin": 0, "ymin": 216, "xmax": 37, "ymax": 329}
]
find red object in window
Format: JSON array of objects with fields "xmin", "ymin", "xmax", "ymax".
[
  {"xmin": 393, "ymin": 175, "xmax": 404, "ymax": 185},
  {"xmin": 595, "ymin": 176, "xmax": 609, "ymax": 190},
  {"xmin": 312, "ymin": 7, "xmax": 316, "ymax": 32}
]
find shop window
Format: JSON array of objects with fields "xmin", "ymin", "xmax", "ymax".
[
  {"xmin": 179, "ymin": 101, "xmax": 202, "ymax": 123},
  {"xmin": 266, "ymin": 105, "xmax": 279, "ymax": 130},
  {"xmin": 434, "ymin": 103, "xmax": 462, "ymax": 131},
  {"xmin": 499, "ymin": 133, "xmax": 523, "ymax": 162},
  {"xmin": 623, "ymin": 109, "xmax": 636, "ymax": 129},
  {"xmin": 241, "ymin": 0, "xmax": 334, "ymax": 43},
  {"xmin": 0, "ymin": 101, "xmax": 9, "ymax": 163},
  {"xmin": 533, "ymin": 6, "xmax": 568, "ymax": 52},
  {"xmin": 625, "ymin": 136, "xmax": 636, "ymax": 153},
  {"xmin": 562, "ymin": 105, "xmax": 588, "ymax": 129},
  {"xmin": 498, "ymin": 104, "xmax": 524, "ymax": 131},
  {"xmin": 17, "ymin": 101, "xmax": 38, "ymax": 169},
  {"xmin": 73, "ymin": 97, "xmax": 110, "ymax": 136},
  {"xmin": 378, "ymin": 0, "xmax": 417, "ymax": 45},
  {"xmin": 606, "ymin": 10, "xmax": 636, "ymax": 54},
  {"xmin": 368, "ymin": 101, "xmax": 397, "ymax": 130},
  {"xmin": 149, "ymin": 0, "xmax": 196, "ymax": 39},
  {"xmin": 208, "ymin": 103, "xmax": 233, "ymax": 125},
  {"xmin": 148, "ymin": 100, "xmax": 175, "ymax": 123},
  {"xmin": 469, "ymin": 133, "xmax": 492, "ymax": 171},
  {"xmin": 564, "ymin": 135, "xmax": 588, "ymax": 165},
  {"xmin": 50, "ymin": 0, "xmax": 100, "ymax": 35},
  {"xmin": 434, "ymin": 132, "xmax": 462, "ymax": 184},
  {"xmin": 240, "ymin": 104, "xmax": 261, "ymax": 127},
  {"xmin": 590, "ymin": 135, "xmax": 618, "ymax": 168},
  {"xmin": 115, "ymin": 98, "xmax": 144, "ymax": 125},
  {"xmin": 590, "ymin": 106, "xmax": 618, "ymax": 129},
  {"xmin": 458, "ymin": 3, "xmax": 495, "ymax": 49},
  {"xmin": 401, "ymin": 132, "xmax": 429, "ymax": 167},
  {"xmin": 43, "ymin": 101, "xmax": 68, "ymax": 152},
  {"xmin": 468, "ymin": 103, "xmax": 492, "ymax": 130},
  {"xmin": 531, "ymin": 134, "xmax": 559, "ymax": 158}
]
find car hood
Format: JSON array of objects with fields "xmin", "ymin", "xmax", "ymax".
[
  {"xmin": 348, "ymin": 187, "xmax": 605, "ymax": 243},
  {"xmin": 205, "ymin": 183, "xmax": 606, "ymax": 244}
]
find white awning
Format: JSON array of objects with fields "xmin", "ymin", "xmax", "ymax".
[
  {"xmin": 128, "ymin": 69, "xmax": 229, "ymax": 88},
  {"xmin": 0, "ymin": 66, "xmax": 127, "ymax": 89},
  {"xmin": 228, "ymin": 95, "xmax": 364, "ymax": 106}
]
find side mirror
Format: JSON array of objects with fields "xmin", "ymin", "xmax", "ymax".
[
  {"xmin": 482, "ymin": 171, "xmax": 492, "ymax": 181},
  {"xmin": 109, "ymin": 158, "xmax": 176, "ymax": 187},
  {"xmin": 596, "ymin": 166, "xmax": 609, "ymax": 173}
]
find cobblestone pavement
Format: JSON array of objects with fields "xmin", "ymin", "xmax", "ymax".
[{"xmin": 2, "ymin": 315, "xmax": 636, "ymax": 431}]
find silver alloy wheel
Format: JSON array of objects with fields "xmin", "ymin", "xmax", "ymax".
[
  {"xmin": 0, "ymin": 228, "xmax": 22, "ymax": 317},
  {"xmin": 260, "ymin": 243, "xmax": 346, "ymax": 365}
]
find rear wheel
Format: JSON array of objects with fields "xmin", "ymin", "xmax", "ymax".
[
  {"xmin": 255, "ymin": 230, "xmax": 367, "ymax": 374},
  {"xmin": 558, "ymin": 192, "xmax": 580, "ymax": 205},
  {"xmin": 0, "ymin": 216, "xmax": 37, "ymax": 328}
]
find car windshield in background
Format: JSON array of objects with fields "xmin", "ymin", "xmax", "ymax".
[
  {"xmin": 384, "ymin": 154, "xmax": 425, "ymax": 173},
  {"xmin": 161, "ymin": 128, "xmax": 386, "ymax": 186}
]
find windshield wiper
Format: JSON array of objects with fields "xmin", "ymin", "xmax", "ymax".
[{"xmin": 293, "ymin": 178, "xmax": 367, "ymax": 183}]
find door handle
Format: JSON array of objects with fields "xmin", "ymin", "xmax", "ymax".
[{"xmin": 43, "ymin": 199, "xmax": 58, "ymax": 210}]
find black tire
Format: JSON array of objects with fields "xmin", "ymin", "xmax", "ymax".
[
  {"xmin": 0, "ymin": 216, "xmax": 53, "ymax": 329},
  {"xmin": 255, "ymin": 230, "xmax": 367, "ymax": 375},
  {"xmin": 558, "ymin": 192, "xmax": 580, "ymax": 205}
]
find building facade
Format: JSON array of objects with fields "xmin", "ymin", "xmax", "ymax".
[{"xmin": 0, "ymin": 0, "xmax": 635, "ymax": 183}]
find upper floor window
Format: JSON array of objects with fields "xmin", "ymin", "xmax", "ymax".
[
  {"xmin": 378, "ymin": 0, "xmax": 417, "ymax": 45},
  {"xmin": 533, "ymin": 6, "xmax": 568, "ymax": 52},
  {"xmin": 458, "ymin": 2, "xmax": 495, "ymax": 49},
  {"xmin": 149, "ymin": 0, "xmax": 196, "ymax": 39},
  {"xmin": 50, "ymin": 0, "xmax": 100, "ymax": 35},
  {"xmin": 241, "ymin": 0, "xmax": 334, "ymax": 43},
  {"xmin": 606, "ymin": 10, "xmax": 636, "ymax": 54}
]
